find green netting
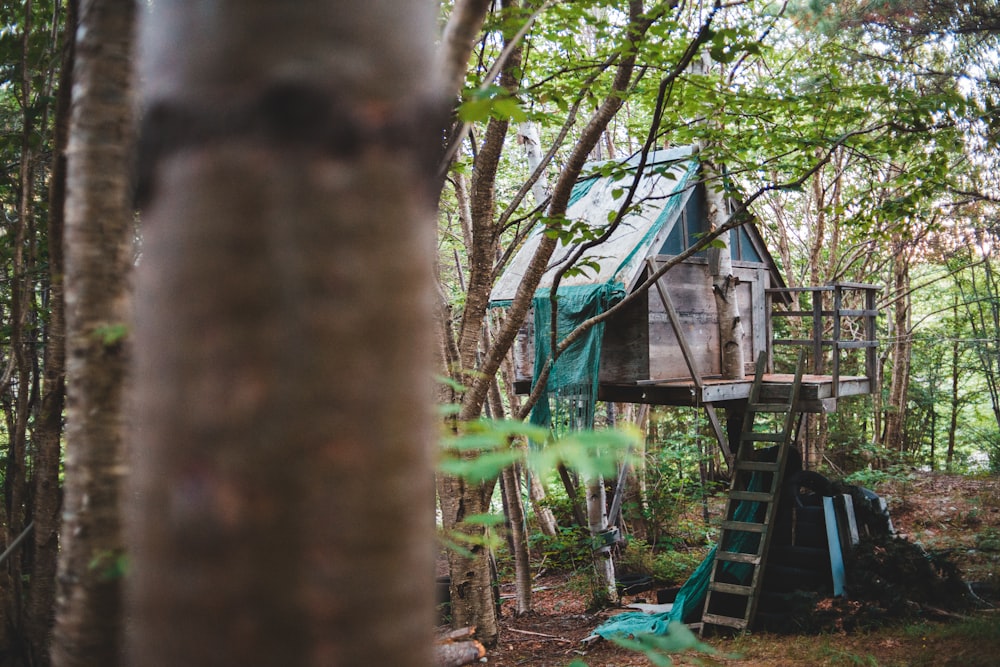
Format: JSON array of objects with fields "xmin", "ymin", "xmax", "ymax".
[
  {"xmin": 529, "ymin": 282, "xmax": 625, "ymax": 434},
  {"xmin": 593, "ymin": 475, "xmax": 764, "ymax": 639}
]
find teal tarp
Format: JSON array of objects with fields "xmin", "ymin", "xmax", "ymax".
[{"xmin": 529, "ymin": 282, "xmax": 624, "ymax": 433}]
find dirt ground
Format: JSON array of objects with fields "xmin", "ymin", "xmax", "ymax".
[{"xmin": 477, "ymin": 472, "xmax": 1000, "ymax": 666}]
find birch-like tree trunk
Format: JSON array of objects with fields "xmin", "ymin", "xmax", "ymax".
[
  {"xmin": 129, "ymin": 2, "xmax": 441, "ymax": 665},
  {"xmin": 587, "ymin": 475, "xmax": 618, "ymax": 605},
  {"xmin": 695, "ymin": 54, "xmax": 745, "ymax": 381},
  {"xmin": 52, "ymin": 1, "xmax": 134, "ymax": 665},
  {"xmin": 705, "ymin": 179, "xmax": 746, "ymax": 380}
]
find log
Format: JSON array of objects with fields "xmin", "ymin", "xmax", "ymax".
[
  {"xmin": 435, "ymin": 626, "xmax": 485, "ymax": 667},
  {"xmin": 436, "ymin": 626, "xmax": 477, "ymax": 643},
  {"xmin": 434, "ymin": 640, "xmax": 485, "ymax": 667}
]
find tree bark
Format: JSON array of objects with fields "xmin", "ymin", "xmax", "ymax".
[
  {"xmin": 129, "ymin": 2, "xmax": 441, "ymax": 666},
  {"xmin": 500, "ymin": 464, "xmax": 531, "ymax": 615},
  {"xmin": 883, "ymin": 244, "xmax": 912, "ymax": 453},
  {"xmin": 51, "ymin": 1, "xmax": 134, "ymax": 665},
  {"xmin": 586, "ymin": 474, "xmax": 618, "ymax": 606},
  {"xmin": 947, "ymin": 295, "xmax": 960, "ymax": 471},
  {"xmin": 26, "ymin": 2, "xmax": 75, "ymax": 665},
  {"xmin": 696, "ymin": 53, "xmax": 745, "ymax": 381}
]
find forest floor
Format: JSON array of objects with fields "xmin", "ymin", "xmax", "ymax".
[{"xmin": 476, "ymin": 472, "xmax": 1000, "ymax": 666}]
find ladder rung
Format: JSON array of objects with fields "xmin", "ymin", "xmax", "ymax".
[
  {"xmin": 741, "ymin": 432, "xmax": 786, "ymax": 443},
  {"xmin": 734, "ymin": 460, "xmax": 780, "ymax": 472},
  {"xmin": 721, "ymin": 520, "xmax": 766, "ymax": 533},
  {"xmin": 701, "ymin": 613, "xmax": 748, "ymax": 629},
  {"xmin": 749, "ymin": 402, "xmax": 792, "ymax": 413},
  {"xmin": 709, "ymin": 581, "xmax": 754, "ymax": 596},
  {"xmin": 729, "ymin": 491, "xmax": 773, "ymax": 503},
  {"xmin": 714, "ymin": 551, "xmax": 761, "ymax": 565}
]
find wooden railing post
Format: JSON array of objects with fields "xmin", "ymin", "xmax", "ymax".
[
  {"xmin": 832, "ymin": 285, "xmax": 842, "ymax": 398},
  {"xmin": 811, "ymin": 289, "xmax": 823, "ymax": 375}
]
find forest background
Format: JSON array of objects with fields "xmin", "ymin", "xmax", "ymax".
[{"xmin": 0, "ymin": 0, "xmax": 993, "ymax": 666}]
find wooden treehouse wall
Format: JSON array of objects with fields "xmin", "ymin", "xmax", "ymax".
[{"xmin": 513, "ymin": 255, "xmax": 774, "ymax": 391}]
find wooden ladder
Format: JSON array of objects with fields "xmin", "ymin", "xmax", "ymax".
[{"xmin": 700, "ymin": 349, "xmax": 805, "ymax": 634}]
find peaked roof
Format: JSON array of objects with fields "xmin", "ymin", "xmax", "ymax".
[{"xmin": 491, "ymin": 146, "xmax": 698, "ymax": 303}]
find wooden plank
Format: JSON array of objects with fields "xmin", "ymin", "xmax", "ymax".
[
  {"xmin": 700, "ymin": 382, "xmax": 753, "ymax": 403},
  {"xmin": 734, "ymin": 269, "xmax": 756, "ymax": 376},
  {"xmin": 740, "ymin": 433, "xmax": 785, "ymax": 443},
  {"xmin": 752, "ymin": 268, "xmax": 767, "ymax": 371},
  {"xmin": 751, "ymin": 402, "xmax": 796, "ymax": 413},
  {"xmin": 708, "ymin": 582, "xmax": 754, "ymax": 596},
  {"xmin": 766, "ymin": 286, "xmax": 835, "ymax": 293},
  {"xmin": 714, "ymin": 551, "xmax": 761, "ymax": 565},
  {"xmin": 720, "ymin": 520, "xmax": 766, "ymax": 533},
  {"xmin": 596, "ymin": 377, "xmax": 867, "ymax": 409},
  {"xmin": 729, "ymin": 491, "xmax": 773, "ymax": 503},
  {"xmin": 734, "ymin": 460, "xmax": 780, "ymax": 473},
  {"xmin": 701, "ymin": 613, "xmax": 748, "ymax": 629},
  {"xmin": 837, "ymin": 340, "xmax": 878, "ymax": 349},
  {"xmin": 824, "ymin": 496, "xmax": 846, "ymax": 597}
]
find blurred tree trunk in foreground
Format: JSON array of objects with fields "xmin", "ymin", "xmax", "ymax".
[{"xmin": 128, "ymin": 1, "xmax": 442, "ymax": 665}]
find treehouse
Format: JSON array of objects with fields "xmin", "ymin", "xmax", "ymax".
[{"xmin": 489, "ymin": 146, "xmax": 879, "ymax": 460}]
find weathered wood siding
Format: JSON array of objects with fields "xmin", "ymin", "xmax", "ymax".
[
  {"xmin": 648, "ymin": 261, "xmax": 719, "ymax": 379},
  {"xmin": 598, "ymin": 287, "xmax": 649, "ymax": 383}
]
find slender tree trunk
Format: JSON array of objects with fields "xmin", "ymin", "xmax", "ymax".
[
  {"xmin": 587, "ymin": 475, "xmax": 618, "ymax": 606},
  {"xmin": 437, "ymin": 475, "xmax": 499, "ymax": 644},
  {"xmin": 622, "ymin": 404, "xmax": 650, "ymax": 541},
  {"xmin": 26, "ymin": 2, "xmax": 75, "ymax": 664},
  {"xmin": 527, "ymin": 471, "xmax": 558, "ymax": 537},
  {"xmin": 501, "ymin": 465, "xmax": 531, "ymax": 615},
  {"xmin": 883, "ymin": 247, "xmax": 912, "ymax": 453},
  {"xmin": 51, "ymin": 2, "xmax": 134, "ymax": 665},
  {"xmin": 947, "ymin": 307, "xmax": 960, "ymax": 471},
  {"xmin": 488, "ymin": 373, "xmax": 532, "ymax": 616}
]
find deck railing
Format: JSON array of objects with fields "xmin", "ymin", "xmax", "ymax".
[{"xmin": 765, "ymin": 283, "xmax": 880, "ymax": 398}]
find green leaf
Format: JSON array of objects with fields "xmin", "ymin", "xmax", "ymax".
[
  {"xmin": 439, "ymin": 449, "xmax": 521, "ymax": 482},
  {"xmin": 458, "ymin": 97, "xmax": 494, "ymax": 123},
  {"xmin": 458, "ymin": 85, "xmax": 527, "ymax": 122},
  {"xmin": 92, "ymin": 322, "xmax": 129, "ymax": 347},
  {"xmin": 492, "ymin": 97, "xmax": 528, "ymax": 122},
  {"xmin": 436, "ymin": 375, "xmax": 467, "ymax": 392}
]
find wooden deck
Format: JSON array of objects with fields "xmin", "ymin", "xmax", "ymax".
[{"xmin": 597, "ymin": 373, "xmax": 872, "ymax": 413}]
